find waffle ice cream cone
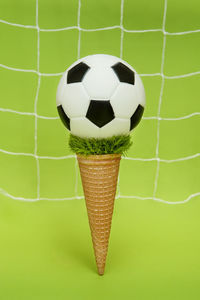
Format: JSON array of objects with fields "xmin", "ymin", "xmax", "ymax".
[{"xmin": 77, "ymin": 153, "xmax": 121, "ymax": 275}]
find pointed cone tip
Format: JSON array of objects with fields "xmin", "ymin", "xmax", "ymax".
[{"xmin": 98, "ymin": 268, "xmax": 105, "ymax": 276}]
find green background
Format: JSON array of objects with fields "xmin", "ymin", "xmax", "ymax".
[{"xmin": 0, "ymin": 0, "xmax": 200, "ymax": 299}]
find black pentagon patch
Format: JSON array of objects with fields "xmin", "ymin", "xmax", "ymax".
[
  {"xmin": 86, "ymin": 100, "xmax": 115, "ymax": 128},
  {"xmin": 112, "ymin": 62, "xmax": 135, "ymax": 85},
  {"xmin": 67, "ymin": 62, "xmax": 90, "ymax": 84},
  {"xmin": 130, "ymin": 104, "xmax": 144, "ymax": 131},
  {"xmin": 57, "ymin": 105, "xmax": 70, "ymax": 130}
]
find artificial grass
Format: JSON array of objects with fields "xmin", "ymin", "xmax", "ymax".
[{"xmin": 68, "ymin": 134, "xmax": 132, "ymax": 156}]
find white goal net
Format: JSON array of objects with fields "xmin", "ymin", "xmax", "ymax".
[{"xmin": 0, "ymin": 0, "xmax": 199, "ymax": 204}]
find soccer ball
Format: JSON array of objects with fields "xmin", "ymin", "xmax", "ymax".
[{"xmin": 56, "ymin": 54, "xmax": 145, "ymax": 138}]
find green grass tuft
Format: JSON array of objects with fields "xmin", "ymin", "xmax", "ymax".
[{"xmin": 68, "ymin": 134, "xmax": 132, "ymax": 156}]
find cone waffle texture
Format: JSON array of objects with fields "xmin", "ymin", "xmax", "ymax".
[{"xmin": 77, "ymin": 154, "xmax": 121, "ymax": 275}]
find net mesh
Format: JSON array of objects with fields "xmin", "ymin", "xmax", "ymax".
[{"xmin": 0, "ymin": 0, "xmax": 199, "ymax": 204}]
